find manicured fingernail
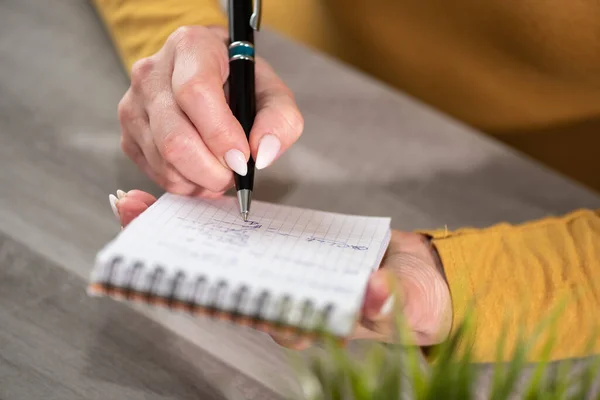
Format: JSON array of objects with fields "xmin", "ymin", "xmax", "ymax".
[
  {"xmin": 116, "ymin": 189, "xmax": 127, "ymax": 199},
  {"xmin": 224, "ymin": 149, "xmax": 247, "ymax": 176},
  {"xmin": 379, "ymin": 294, "xmax": 395, "ymax": 317},
  {"xmin": 109, "ymin": 194, "xmax": 119, "ymax": 220},
  {"xmin": 255, "ymin": 134, "xmax": 280, "ymax": 170}
]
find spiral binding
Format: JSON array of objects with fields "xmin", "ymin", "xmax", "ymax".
[{"xmin": 92, "ymin": 256, "xmax": 337, "ymax": 338}]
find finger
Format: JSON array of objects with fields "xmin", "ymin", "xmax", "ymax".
[
  {"xmin": 118, "ymin": 90, "xmax": 154, "ymax": 173},
  {"xmin": 170, "ymin": 27, "xmax": 250, "ymax": 176},
  {"xmin": 115, "ymin": 197, "xmax": 152, "ymax": 227},
  {"xmin": 120, "ymin": 132, "xmax": 158, "ymax": 181},
  {"xmin": 175, "ymin": 185, "xmax": 230, "ymax": 200},
  {"xmin": 249, "ymin": 57, "xmax": 304, "ymax": 170},
  {"xmin": 191, "ymin": 185, "xmax": 231, "ymax": 199},
  {"xmin": 121, "ymin": 128, "xmax": 200, "ymax": 195},
  {"xmin": 119, "ymin": 89, "xmax": 188, "ymax": 187},
  {"xmin": 137, "ymin": 30, "xmax": 235, "ymax": 192},
  {"xmin": 362, "ymin": 269, "xmax": 396, "ymax": 321},
  {"xmin": 108, "ymin": 186, "xmax": 227, "ymax": 229},
  {"xmin": 142, "ymin": 141, "xmax": 202, "ymax": 195},
  {"xmin": 149, "ymin": 89, "xmax": 235, "ymax": 193},
  {"xmin": 122, "ymin": 190, "xmax": 157, "ymax": 207},
  {"xmin": 118, "ymin": 88, "xmax": 149, "ymax": 137},
  {"xmin": 129, "ymin": 46, "xmax": 224, "ymax": 194}
]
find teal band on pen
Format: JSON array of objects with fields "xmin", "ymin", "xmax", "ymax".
[{"xmin": 229, "ymin": 41, "xmax": 255, "ymax": 62}]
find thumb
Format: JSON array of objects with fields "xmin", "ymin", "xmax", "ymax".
[
  {"xmin": 249, "ymin": 58, "xmax": 304, "ymax": 170},
  {"xmin": 362, "ymin": 269, "xmax": 397, "ymax": 323}
]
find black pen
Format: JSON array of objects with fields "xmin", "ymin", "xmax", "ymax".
[{"xmin": 228, "ymin": 0, "xmax": 261, "ymax": 222}]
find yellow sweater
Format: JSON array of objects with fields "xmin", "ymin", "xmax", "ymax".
[{"xmin": 92, "ymin": 0, "xmax": 600, "ymax": 363}]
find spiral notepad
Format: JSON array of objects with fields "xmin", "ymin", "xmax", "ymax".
[{"xmin": 88, "ymin": 193, "xmax": 391, "ymax": 339}]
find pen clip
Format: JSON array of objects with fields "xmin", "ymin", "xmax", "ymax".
[{"xmin": 250, "ymin": 0, "xmax": 262, "ymax": 31}]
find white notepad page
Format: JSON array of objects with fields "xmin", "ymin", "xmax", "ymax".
[{"xmin": 90, "ymin": 193, "xmax": 392, "ymax": 337}]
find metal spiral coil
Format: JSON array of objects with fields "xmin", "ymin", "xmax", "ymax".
[{"xmin": 101, "ymin": 257, "xmax": 335, "ymax": 333}]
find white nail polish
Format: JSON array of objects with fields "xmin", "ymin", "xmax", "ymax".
[
  {"xmin": 116, "ymin": 189, "xmax": 127, "ymax": 199},
  {"xmin": 109, "ymin": 194, "xmax": 119, "ymax": 220},
  {"xmin": 255, "ymin": 135, "xmax": 281, "ymax": 170},
  {"xmin": 379, "ymin": 294, "xmax": 395, "ymax": 317},
  {"xmin": 224, "ymin": 149, "xmax": 248, "ymax": 176}
]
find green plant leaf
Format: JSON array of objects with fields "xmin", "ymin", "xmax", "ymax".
[
  {"xmin": 292, "ymin": 275, "xmax": 599, "ymax": 400},
  {"xmin": 570, "ymin": 325, "xmax": 600, "ymax": 400},
  {"xmin": 321, "ymin": 336, "xmax": 348, "ymax": 400},
  {"xmin": 490, "ymin": 321, "xmax": 529, "ymax": 400},
  {"xmin": 545, "ymin": 359, "xmax": 572, "ymax": 400},
  {"xmin": 373, "ymin": 355, "xmax": 401, "ymax": 400},
  {"xmin": 523, "ymin": 328, "xmax": 557, "ymax": 399},
  {"xmin": 399, "ymin": 339, "xmax": 428, "ymax": 400},
  {"xmin": 389, "ymin": 292, "xmax": 428, "ymax": 399},
  {"xmin": 308, "ymin": 354, "xmax": 330, "ymax": 399},
  {"xmin": 490, "ymin": 315, "xmax": 511, "ymax": 398},
  {"xmin": 452, "ymin": 328, "xmax": 476, "ymax": 400},
  {"xmin": 425, "ymin": 315, "xmax": 473, "ymax": 400}
]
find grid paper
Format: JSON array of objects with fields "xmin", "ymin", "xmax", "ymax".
[{"xmin": 90, "ymin": 193, "xmax": 391, "ymax": 337}]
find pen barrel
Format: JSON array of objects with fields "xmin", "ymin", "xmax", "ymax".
[
  {"xmin": 228, "ymin": 0, "xmax": 254, "ymax": 42},
  {"xmin": 228, "ymin": 0, "xmax": 256, "ymax": 192},
  {"xmin": 229, "ymin": 58, "xmax": 256, "ymax": 190}
]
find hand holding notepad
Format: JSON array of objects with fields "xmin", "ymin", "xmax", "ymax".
[{"xmin": 89, "ymin": 193, "xmax": 392, "ymax": 340}]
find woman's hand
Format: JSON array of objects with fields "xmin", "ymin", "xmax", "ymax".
[
  {"xmin": 109, "ymin": 190, "xmax": 452, "ymax": 349},
  {"xmin": 273, "ymin": 229, "xmax": 453, "ymax": 350},
  {"xmin": 118, "ymin": 25, "xmax": 303, "ymax": 198}
]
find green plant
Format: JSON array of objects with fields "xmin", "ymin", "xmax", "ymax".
[{"xmin": 289, "ymin": 298, "xmax": 600, "ymax": 400}]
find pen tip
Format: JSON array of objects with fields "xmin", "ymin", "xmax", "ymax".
[{"xmin": 242, "ymin": 211, "xmax": 249, "ymax": 222}]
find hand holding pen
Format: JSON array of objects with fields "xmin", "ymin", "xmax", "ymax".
[{"xmin": 116, "ymin": 7, "xmax": 303, "ymax": 206}]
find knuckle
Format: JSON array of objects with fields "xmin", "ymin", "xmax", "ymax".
[
  {"xmin": 170, "ymin": 26, "xmax": 228, "ymax": 79},
  {"xmin": 160, "ymin": 133, "xmax": 189, "ymax": 165},
  {"xmin": 202, "ymin": 121, "xmax": 233, "ymax": 145},
  {"xmin": 117, "ymin": 99, "xmax": 147, "ymax": 136},
  {"xmin": 169, "ymin": 25, "xmax": 208, "ymax": 50},
  {"xmin": 163, "ymin": 167, "xmax": 184, "ymax": 186},
  {"xmin": 120, "ymin": 135, "xmax": 133, "ymax": 154},
  {"xmin": 119, "ymin": 135, "xmax": 131, "ymax": 155},
  {"xmin": 130, "ymin": 57, "xmax": 156, "ymax": 92},
  {"xmin": 117, "ymin": 96, "xmax": 133, "ymax": 121},
  {"xmin": 174, "ymin": 77, "xmax": 212, "ymax": 104},
  {"xmin": 120, "ymin": 136, "xmax": 142, "ymax": 163},
  {"xmin": 280, "ymin": 107, "xmax": 304, "ymax": 139}
]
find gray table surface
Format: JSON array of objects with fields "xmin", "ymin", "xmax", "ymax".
[{"xmin": 1, "ymin": 1, "xmax": 599, "ymax": 399}]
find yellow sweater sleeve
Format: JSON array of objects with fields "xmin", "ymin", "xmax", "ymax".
[
  {"xmin": 91, "ymin": 0, "xmax": 227, "ymax": 73},
  {"xmin": 425, "ymin": 208, "xmax": 600, "ymax": 363}
]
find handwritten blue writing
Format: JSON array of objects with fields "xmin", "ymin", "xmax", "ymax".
[{"xmin": 305, "ymin": 237, "xmax": 368, "ymax": 251}]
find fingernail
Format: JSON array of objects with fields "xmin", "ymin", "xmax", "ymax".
[
  {"xmin": 116, "ymin": 189, "xmax": 127, "ymax": 199},
  {"xmin": 255, "ymin": 134, "xmax": 281, "ymax": 170},
  {"xmin": 224, "ymin": 149, "xmax": 247, "ymax": 176},
  {"xmin": 379, "ymin": 294, "xmax": 395, "ymax": 317},
  {"xmin": 109, "ymin": 194, "xmax": 119, "ymax": 220}
]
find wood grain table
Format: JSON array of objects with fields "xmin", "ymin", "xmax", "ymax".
[{"xmin": 1, "ymin": 1, "xmax": 598, "ymax": 399}]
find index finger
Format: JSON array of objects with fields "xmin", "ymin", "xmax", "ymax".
[{"xmin": 170, "ymin": 27, "xmax": 250, "ymax": 172}]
